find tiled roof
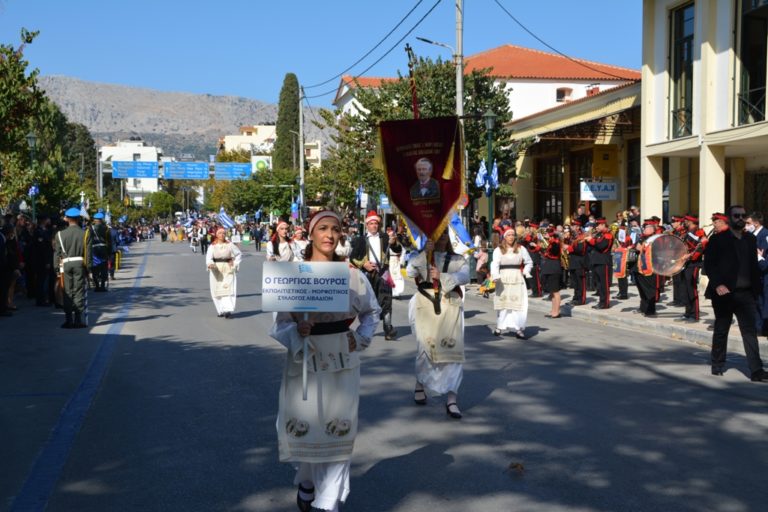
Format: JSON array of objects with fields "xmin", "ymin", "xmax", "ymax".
[{"xmin": 465, "ymin": 44, "xmax": 640, "ymax": 81}]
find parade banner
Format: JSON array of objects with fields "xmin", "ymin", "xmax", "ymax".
[
  {"xmin": 261, "ymin": 262, "xmax": 351, "ymax": 312},
  {"xmin": 376, "ymin": 116, "xmax": 464, "ymax": 241}
]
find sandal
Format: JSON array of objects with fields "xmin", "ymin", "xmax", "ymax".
[
  {"xmin": 297, "ymin": 483, "xmax": 314, "ymax": 512},
  {"xmin": 414, "ymin": 387, "xmax": 427, "ymax": 405},
  {"xmin": 446, "ymin": 402, "xmax": 462, "ymax": 419}
]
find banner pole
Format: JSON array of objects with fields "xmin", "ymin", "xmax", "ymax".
[{"xmin": 302, "ymin": 312, "xmax": 309, "ymax": 401}]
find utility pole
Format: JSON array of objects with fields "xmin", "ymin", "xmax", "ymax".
[{"xmin": 298, "ymin": 86, "xmax": 306, "ymax": 222}]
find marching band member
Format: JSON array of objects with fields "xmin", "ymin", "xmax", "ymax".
[
  {"xmin": 668, "ymin": 215, "xmax": 686, "ymax": 307},
  {"xmin": 270, "ymin": 210, "xmax": 381, "ymax": 512},
  {"xmin": 586, "ymin": 218, "xmax": 613, "ymax": 309},
  {"xmin": 633, "ymin": 220, "xmax": 660, "ymax": 317},
  {"xmin": 567, "ymin": 221, "xmax": 589, "ymax": 306},
  {"xmin": 523, "ymin": 223, "xmax": 543, "ymax": 297},
  {"xmin": 711, "ymin": 212, "xmax": 729, "ymax": 234},
  {"xmin": 490, "ymin": 228, "xmax": 533, "ymax": 338},
  {"xmin": 205, "ymin": 227, "xmax": 242, "ymax": 318},
  {"xmin": 406, "ymin": 229, "xmax": 469, "ymax": 418},
  {"xmin": 614, "ymin": 221, "xmax": 635, "ymax": 300},
  {"xmin": 677, "ymin": 215, "xmax": 707, "ymax": 322},
  {"xmin": 540, "ymin": 228, "xmax": 563, "ymax": 318}
]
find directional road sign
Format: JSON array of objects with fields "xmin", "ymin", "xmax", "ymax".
[
  {"xmin": 164, "ymin": 162, "xmax": 210, "ymax": 180},
  {"xmin": 112, "ymin": 161, "xmax": 159, "ymax": 178},
  {"xmin": 214, "ymin": 162, "xmax": 252, "ymax": 180}
]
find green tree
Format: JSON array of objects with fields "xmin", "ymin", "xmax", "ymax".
[
  {"xmin": 145, "ymin": 190, "xmax": 175, "ymax": 218},
  {"xmin": 315, "ymin": 56, "xmax": 519, "ymax": 201},
  {"xmin": 273, "ymin": 73, "xmax": 300, "ymax": 171}
]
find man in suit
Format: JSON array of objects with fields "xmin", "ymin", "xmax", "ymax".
[
  {"xmin": 705, "ymin": 205, "xmax": 767, "ymax": 382},
  {"xmin": 409, "ymin": 158, "xmax": 440, "ymax": 200},
  {"xmin": 747, "ymin": 212, "xmax": 768, "ymax": 335},
  {"xmin": 350, "ymin": 211, "xmax": 402, "ymax": 339}
]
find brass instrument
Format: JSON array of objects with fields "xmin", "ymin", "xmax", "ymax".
[{"xmin": 560, "ymin": 232, "xmax": 571, "ymax": 269}]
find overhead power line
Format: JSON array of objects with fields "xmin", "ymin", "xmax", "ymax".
[
  {"xmin": 304, "ymin": 0, "xmax": 426, "ymax": 89},
  {"xmin": 492, "ymin": 0, "xmax": 635, "ymax": 81},
  {"xmin": 304, "ymin": 0, "xmax": 443, "ymax": 100}
]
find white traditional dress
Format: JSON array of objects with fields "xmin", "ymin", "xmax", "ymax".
[
  {"xmin": 205, "ymin": 241, "xmax": 243, "ymax": 315},
  {"xmin": 406, "ymin": 251, "xmax": 469, "ymax": 396},
  {"xmin": 490, "ymin": 246, "xmax": 533, "ymax": 333},
  {"xmin": 266, "ymin": 239, "xmax": 303, "ymax": 262},
  {"xmin": 270, "ymin": 266, "xmax": 380, "ymax": 511}
]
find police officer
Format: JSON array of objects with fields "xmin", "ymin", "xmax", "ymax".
[
  {"xmin": 90, "ymin": 211, "xmax": 111, "ymax": 291},
  {"xmin": 55, "ymin": 207, "xmax": 92, "ymax": 328}
]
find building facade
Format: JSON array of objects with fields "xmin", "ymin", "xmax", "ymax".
[{"xmin": 641, "ymin": 0, "xmax": 768, "ymax": 221}]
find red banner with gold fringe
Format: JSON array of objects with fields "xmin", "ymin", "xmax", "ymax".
[{"xmin": 376, "ymin": 116, "xmax": 464, "ymax": 241}]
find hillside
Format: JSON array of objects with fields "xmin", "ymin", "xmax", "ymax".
[{"xmin": 38, "ymin": 75, "xmax": 332, "ymax": 160}]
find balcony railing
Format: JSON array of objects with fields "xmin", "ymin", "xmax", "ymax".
[
  {"xmin": 671, "ymin": 107, "xmax": 692, "ymax": 138},
  {"xmin": 738, "ymin": 86, "xmax": 766, "ymax": 125}
]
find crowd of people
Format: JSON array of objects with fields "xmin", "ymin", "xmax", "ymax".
[{"xmin": 0, "ymin": 210, "xmax": 143, "ymax": 323}]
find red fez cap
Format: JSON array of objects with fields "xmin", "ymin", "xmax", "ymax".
[
  {"xmin": 571, "ymin": 220, "xmax": 582, "ymax": 226},
  {"xmin": 642, "ymin": 218, "xmax": 657, "ymax": 225},
  {"xmin": 365, "ymin": 210, "xmax": 381, "ymax": 223},
  {"xmin": 671, "ymin": 215, "xmax": 684, "ymax": 222},
  {"xmin": 595, "ymin": 218, "xmax": 607, "ymax": 225},
  {"xmin": 711, "ymin": 212, "xmax": 728, "ymax": 221},
  {"xmin": 684, "ymin": 215, "xmax": 699, "ymax": 223},
  {"xmin": 529, "ymin": 222, "xmax": 539, "ymax": 228}
]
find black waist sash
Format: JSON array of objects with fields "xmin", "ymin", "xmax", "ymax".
[
  {"xmin": 499, "ymin": 264, "xmax": 517, "ymax": 269},
  {"xmin": 213, "ymin": 258, "xmax": 232, "ymax": 262},
  {"xmin": 310, "ymin": 320, "xmax": 351, "ymax": 335}
]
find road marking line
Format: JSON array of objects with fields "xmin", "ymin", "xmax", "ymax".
[{"xmin": 11, "ymin": 242, "xmax": 151, "ymax": 512}]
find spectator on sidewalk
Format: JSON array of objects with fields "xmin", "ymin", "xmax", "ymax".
[
  {"xmin": 705, "ymin": 205, "xmax": 767, "ymax": 382},
  {"xmin": 747, "ymin": 212, "xmax": 768, "ymax": 336},
  {"xmin": 0, "ymin": 221, "xmax": 11, "ymax": 317}
]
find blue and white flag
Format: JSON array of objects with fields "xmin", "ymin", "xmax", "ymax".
[
  {"xmin": 218, "ymin": 206, "xmax": 235, "ymax": 229},
  {"xmin": 355, "ymin": 184, "xmax": 364, "ymax": 208},
  {"xmin": 448, "ymin": 212, "xmax": 474, "ymax": 255},
  {"xmin": 105, "ymin": 211, "xmax": 111, "ymax": 225},
  {"xmin": 80, "ymin": 199, "xmax": 90, "ymax": 220},
  {"xmin": 475, "ymin": 159, "xmax": 487, "ymax": 189},
  {"xmin": 118, "ymin": 214, "xmax": 127, "ymax": 224},
  {"xmin": 403, "ymin": 216, "xmax": 427, "ymax": 255},
  {"xmin": 490, "ymin": 160, "xmax": 500, "ymax": 190}
]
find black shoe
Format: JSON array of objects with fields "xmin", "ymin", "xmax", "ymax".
[
  {"xmin": 414, "ymin": 388, "xmax": 427, "ymax": 405},
  {"xmin": 750, "ymin": 369, "xmax": 768, "ymax": 382},
  {"xmin": 515, "ymin": 329, "xmax": 526, "ymax": 340},
  {"xmin": 568, "ymin": 301, "xmax": 586, "ymax": 307},
  {"xmin": 446, "ymin": 402, "xmax": 462, "ymax": 419},
  {"xmin": 384, "ymin": 328, "xmax": 397, "ymax": 340},
  {"xmin": 614, "ymin": 295, "xmax": 628, "ymax": 300},
  {"xmin": 224, "ymin": 312, "xmax": 232, "ymax": 319},
  {"xmin": 644, "ymin": 312, "xmax": 658, "ymax": 318},
  {"xmin": 591, "ymin": 305, "xmax": 609, "ymax": 310},
  {"xmin": 297, "ymin": 483, "xmax": 314, "ymax": 512},
  {"xmin": 73, "ymin": 322, "xmax": 88, "ymax": 329},
  {"xmin": 60, "ymin": 321, "xmax": 73, "ymax": 329},
  {"xmin": 711, "ymin": 367, "xmax": 724, "ymax": 376}
]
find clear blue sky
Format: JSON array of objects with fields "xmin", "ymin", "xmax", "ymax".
[{"xmin": 1, "ymin": 0, "xmax": 641, "ymax": 108}]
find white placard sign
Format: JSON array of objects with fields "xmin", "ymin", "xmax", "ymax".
[
  {"xmin": 580, "ymin": 180, "xmax": 618, "ymax": 201},
  {"xmin": 261, "ymin": 262, "xmax": 351, "ymax": 312}
]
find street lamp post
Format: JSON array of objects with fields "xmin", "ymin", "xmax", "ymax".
[
  {"xmin": 289, "ymin": 130, "xmax": 299, "ymax": 171},
  {"xmin": 483, "ymin": 109, "xmax": 496, "ymax": 263},
  {"xmin": 26, "ymin": 131, "xmax": 37, "ymax": 222}
]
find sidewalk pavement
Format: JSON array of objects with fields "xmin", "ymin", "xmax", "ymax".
[{"xmin": 460, "ymin": 278, "xmax": 768, "ymax": 358}]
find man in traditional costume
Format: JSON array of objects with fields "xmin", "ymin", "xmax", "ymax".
[
  {"xmin": 270, "ymin": 210, "xmax": 381, "ymax": 512},
  {"xmin": 406, "ymin": 229, "xmax": 469, "ymax": 418},
  {"xmin": 205, "ymin": 227, "xmax": 242, "ymax": 318},
  {"xmin": 490, "ymin": 228, "xmax": 533, "ymax": 338},
  {"xmin": 350, "ymin": 210, "xmax": 402, "ymax": 340}
]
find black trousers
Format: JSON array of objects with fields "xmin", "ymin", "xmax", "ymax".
[
  {"xmin": 634, "ymin": 271, "xmax": 657, "ymax": 314},
  {"xmin": 527, "ymin": 264, "xmax": 542, "ymax": 297},
  {"xmin": 711, "ymin": 289, "xmax": 764, "ymax": 375},
  {"xmin": 570, "ymin": 267, "xmax": 587, "ymax": 304},
  {"xmin": 592, "ymin": 264, "xmax": 611, "ymax": 308},
  {"xmin": 672, "ymin": 272, "xmax": 684, "ymax": 304},
  {"xmin": 683, "ymin": 263, "xmax": 702, "ymax": 319}
]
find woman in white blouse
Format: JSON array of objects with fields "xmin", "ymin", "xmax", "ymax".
[{"xmin": 491, "ymin": 228, "xmax": 533, "ymax": 339}]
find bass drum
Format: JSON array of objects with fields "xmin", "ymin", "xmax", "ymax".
[{"xmin": 645, "ymin": 234, "xmax": 688, "ymax": 276}]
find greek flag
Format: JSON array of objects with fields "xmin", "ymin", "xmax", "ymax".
[
  {"xmin": 475, "ymin": 159, "xmax": 487, "ymax": 189},
  {"xmin": 118, "ymin": 214, "xmax": 127, "ymax": 224},
  {"xmin": 490, "ymin": 160, "xmax": 500, "ymax": 189},
  {"xmin": 448, "ymin": 212, "xmax": 474, "ymax": 255},
  {"xmin": 105, "ymin": 211, "xmax": 111, "ymax": 225},
  {"xmin": 80, "ymin": 200, "xmax": 90, "ymax": 220},
  {"xmin": 355, "ymin": 184, "xmax": 364, "ymax": 208},
  {"xmin": 218, "ymin": 207, "xmax": 235, "ymax": 229}
]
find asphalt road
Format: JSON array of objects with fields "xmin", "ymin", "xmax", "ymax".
[{"xmin": 3, "ymin": 239, "xmax": 767, "ymax": 512}]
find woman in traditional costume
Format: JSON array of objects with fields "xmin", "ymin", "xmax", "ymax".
[
  {"xmin": 270, "ymin": 210, "xmax": 380, "ymax": 512},
  {"xmin": 406, "ymin": 229, "xmax": 469, "ymax": 419},
  {"xmin": 267, "ymin": 219, "xmax": 303, "ymax": 262},
  {"xmin": 490, "ymin": 228, "xmax": 533, "ymax": 338},
  {"xmin": 205, "ymin": 227, "xmax": 242, "ymax": 318}
]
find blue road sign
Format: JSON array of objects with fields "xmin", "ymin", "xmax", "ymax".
[
  {"xmin": 380, "ymin": 194, "xmax": 391, "ymax": 209},
  {"xmin": 164, "ymin": 161, "xmax": 210, "ymax": 180},
  {"xmin": 214, "ymin": 162, "xmax": 252, "ymax": 180},
  {"xmin": 112, "ymin": 161, "xmax": 159, "ymax": 178}
]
